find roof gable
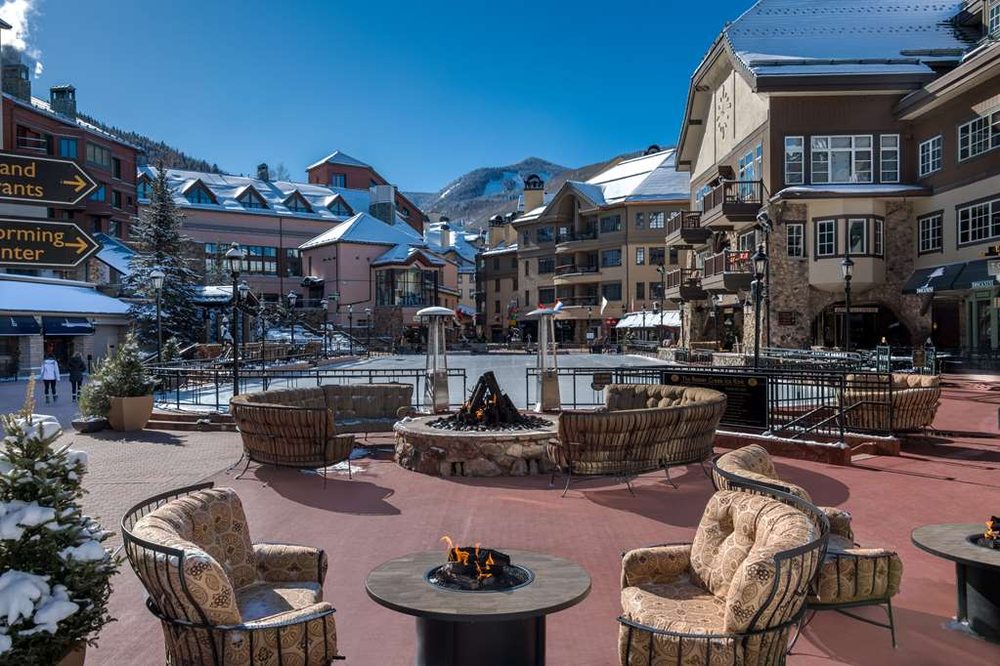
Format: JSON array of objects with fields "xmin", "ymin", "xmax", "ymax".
[
  {"xmin": 306, "ymin": 150, "xmax": 371, "ymax": 171},
  {"xmin": 299, "ymin": 212, "xmax": 421, "ymax": 250},
  {"xmin": 282, "ymin": 190, "xmax": 314, "ymax": 213}
]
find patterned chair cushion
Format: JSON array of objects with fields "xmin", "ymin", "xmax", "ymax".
[
  {"xmin": 714, "ymin": 444, "xmax": 813, "ymax": 503},
  {"xmin": 812, "ymin": 534, "xmax": 903, "ymax": 605},
  {"xmin": 236, "ymin": 581, "xmax": 323, "ymax": 622},
  {"xmin": 621, "ymin": 574, "xmax": 727, "ymax": 634}
]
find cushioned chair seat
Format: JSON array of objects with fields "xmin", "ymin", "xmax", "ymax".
[
  {"xmin": 236, "ymin": 581, "xmax": 323, "ymax": 622},
  {"xmin": 621, "ymin": 574, "xmax": 727, "ymax": 634}
]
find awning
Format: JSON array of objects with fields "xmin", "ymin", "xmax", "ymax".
[
  {"xmin": 42, "ymin": 317, "xmax": 95, "ymax": 336},
  {"xmin": 616, "ymin": 310, "xmax": 681, "ymax": 329},
  {"xmin": 0, "ymin": 316, "xmax": 40, "ymax": 336},
  {"xmin": 952, "ymin": 259, "xmax": 997, "ymax": 291},
  {"xmin": 901, "ymin": 262, "xmax": 965, "ymax": 294}
]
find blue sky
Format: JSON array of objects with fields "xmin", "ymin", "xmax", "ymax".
[{"xmin": 24, "ymin": 0, "xmax": 749, "ymax": 191}]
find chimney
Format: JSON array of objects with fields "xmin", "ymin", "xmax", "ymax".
[
  {"xmin": 369, "ymin": 183, "xmax": 397, "ymax": 224},
  {"xmin": 523, "ymin": 173, "xmax": 544, "ymax": 211},
  {"xmin": 2, "ymin": 61, "xmax": 30, "ymax": 101},
  {"xmin": 257, "ymin": 162, "xmax": 269, "ymax": 181},
  {"xmin": 440, "ymin": 223, "xmax": 453, "ymax": 247},
  {"xmin": 50, "ymin": 85, "xmax": 76, "ymax": 118}
]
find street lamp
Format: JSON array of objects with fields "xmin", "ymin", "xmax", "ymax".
[
  {"xmin": 320, "ymin": 298, "xmax": 329, "ymax": 356},
  {"xmin": 841, "ymin": 255, "xmax": 854, "ymax": 353},
  {"xmin": 711, "ymin": 293, "xmax": 722, "ymax": 349},
  {"xmin": 348, "ymin": 304, "xmax": 354, "ymax": 355},
  {"xmin": 751, "ymin": 244, "xmax": 768, "ymax": 368},
  {"xmin": 587, "ymin": 306, "xmax": 593, "ymax": 347},
  {"xmin": 365, "ymin": 306, "xmax": 372, "ymax": 357},
  {"xmin": 224, "ymin": 242, "xmax": 245, "ymax": 396},
  {"xmin": 150, "ymin": 268, "xmax": 165, "ymax": 363},
  {"xmin": 238, "ymin": 280, "xmax": 249, "ymax": 360},
  {"xmin": 287, "ymin": 291, "xmax": 298, "ymax": 349}
]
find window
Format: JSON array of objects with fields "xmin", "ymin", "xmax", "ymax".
[
  {"xmin": 112, "ymin": 157, "xmax": 122, "ymax": 179},
  {"xmin": 650, "ymin": 281, "xmax": 664, "ymax": 300},
  {"xmin": 186, "ymin": 186, "xmax": 213, "ymax": 204},
  {"xmin": 847, "ymin": 218, "xmax": 868, "ymax": 255},
  {"xmin": 635, "ymin": 212, "xmax": 645, "ymax": 229},
  {"xmin": 510, "ymin": 257, "xmax": 517, "ymax": 269},
  {"xmin": 958, "ymin": 111, "xmax": 1000, "ymax": 161},
  {"xmin": 649, "ymin": 247, "xmax": 665, "ymax": 265},
  {"xmin": 58, "ymin": 137, "xmax": 77, "ymax": 159},
  {"xmin": 494, "ymin": 300, "xmax": 500, "ymax": 314},
  {"xmin": 89, "ymin": 183, "xmax": 106, "ymax": 202},
  {"xmin": 524, "ymin": 261, "xmax": 529, "ymax": 276},
  {"xmin": 601, "ymin": 282, "xmax": 622, "ymax": 301},
  {"xmin": 285, "ymin": 193, "xmax": 312, "ymax": 212},
  {"xmin": 330, "ymin": 173, "xmax": 346, "ymax": 187},
  {"xmin": 816, "ymin": 219, "xmax": 837, "ymax": 257},
  {"xmin": 874, "ymin": 218, "xmax": 884, "ymax": 256},
  {"xmin": 112, "ymin": 190, "xmax": 123, "ymax": 209},
  {"xmin": 648, "ymin": 212, "xmax": 665, "ymax": 229},
  {"xmin": 522, "ymin": 232, "xmax": 528, "ymax": 245},
  {"xmin": 284, "ymin": 248, "xmax": 302, "ymax": 276},
  {"xmin": 538, "ymin": 287, "xmax": 555, "ymax": 304},
  {"xmin": 538, "ymin": 258, "xmax": 555, "ymax": 274},
  {"xmin": 635, "ymin": 282, "xmax": 645, "ymax": 300},
  {"xmin": 880, "ymin": 135, "xmax": 899, "ymax": 183},
  {"xmin": 401, "ymin": 207, "xmax": 410, "ymax": 217},
  {"xmin": 958, "ymin": 197, "xmax": 1000, "ymax": 245},
  {"xmin": 918, "ymin": 213, "xmax": 943, "ymax": 253},
  {"xmin": 810, "ymin": 135, "xmax": 872, "ymax": 183},
  {"xmin": 86, "ymin": 143, "xmax": 111, "ymax": 169},
  {"xmin": 784, "ymin": 136, "xmax": 804, "ymax": 184},
  {"xmin": 635, "ymin": 247, "xmax": 645, "ymax": 265},
  {"xmin": 137, "ymin": 179, "xmax": 152, "ymax": 199},
  {"xmin": 738, "ymin": 232, "xmax": 756, "ymax": 252},
  {"xmin": 457, "ymin": 273, "xmax": 464, "ymax": 284},
  {"xmin": 536, "ymin": 226, "xmax": 554, "ymax": 243},
  {"xmin": 787, "ymin": 223, "xmax": 805, "ymax": 258},
  {"xmin": 329, "ymin": 200, "xmax": 350, "ymax": 216},
  {"xmin": 492, "ymin": 258, "xmax": 499, "ymax": 270},
  {"xmin": 599, "ymin": 215, "xmax": 621, "ymax": 233},
  {"xmin": 695, "ymin": 184, "xmax": 711, "ymax": 211},
  {"xmin": 16, "ymin": 126, "xmax": 50, "ymax": 153},
  {"xmin": 239, "ymin": 190, "xmax": 267, "ymax": 209},
  {"xmin": 601, "ymin": 249, "xmax": 621, "ymax": 267},
  {"xmin": 991, "ymin": 0, "xmax": 1000, "ymax": 35},
  {"xmin": 919, "ymin": 136, "xmax": 942, "ymax": 176},
  {"xmin": 738, "ymin": 144, "xmax": 763, "ymax": 182},
  {"xmin": 494, "ymin": 279, "xmax": 500, "ymax": 290},
  {"xmin": 243, "ymin": 245, "xmax": 278, "ymax": 275}
]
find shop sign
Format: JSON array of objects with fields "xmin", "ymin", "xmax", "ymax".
[
  {"xmin": 0, "ymin": 219, "xmax": 98, "ymax": 267},
  {"xmin": 660, "ymin": 371, "xmax": 768, "ymax": 429},
  {"xmin": 971, "ymin": 279, "xmax": 997, "ymax": 289},
  {"xmin": 591, "ymin": 371, "xmax": 613, "ymax": 391},
  {"xmin": 916, "ymin": 286, "xmax": 934, "ymax": 294},
  {"xmin": 0, "ymin": 153, "xmax": 97, "ymax": 205}
]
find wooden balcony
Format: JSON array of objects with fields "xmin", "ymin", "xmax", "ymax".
[
  {"xmin": 555, "ymin": 228, "xmax": 601, "ymax": 253},
  {"xmin": 698, "ymin": 180, "xmax": 764, "ymax": 228},
  {"xmin": 664, "ymin": 268, "xmax": 707, "ymax": 302},
  {"xmin": 701, "ymin": 249, "xmax": 753, "ymax": 293},
  {"xmin": 552, "ymin": 264, "xmax": 600, "ymax": 285},
  {"xmin": 664, "ymin": 211, "xmax": 711, "ymax": 247}
]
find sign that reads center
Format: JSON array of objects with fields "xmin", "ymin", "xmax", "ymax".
[
  {"xmin": 660, "ymin": 370, "xmax": 768, "ymax": 429},
  {"xmin": 0, "ymin": 219, "xmax": 99, "ymax": 267},
  {"xmin": 0, "ymin": 153, "xmax": 97, "ymax": 206}
]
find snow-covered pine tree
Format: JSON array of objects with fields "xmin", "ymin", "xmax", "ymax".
[
  {"xmin": 123, "ymin": 166, "xmax": 201, "ymax": 346},
  {"xmin": 0, "ymin": 381, "xmax": 118, "ymax": 662}
]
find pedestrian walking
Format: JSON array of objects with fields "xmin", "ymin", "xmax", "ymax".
[
  {"xmin": 39, "ymin": 354, "xmax": 61, "ymax": 404},
  {"xmin": 68, "ymin": 352, "xmax": 87, "ymax": 402}
]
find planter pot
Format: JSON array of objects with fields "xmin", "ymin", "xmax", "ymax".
[
  {"xmin": 108, "ymin": 395, "xmax": 154, "ymax": 431},
  {"xmin": 57, "ymin": 642, "xmax": 86, "ymax": 666},
  {"xmin": 72, "ymin": 417, "xmax": 108, "ymax": 433}
]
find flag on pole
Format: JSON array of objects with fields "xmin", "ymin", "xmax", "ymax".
[
  {"xmin": 553, "ymin": 300, "xmax": 564, "ymax": 312},
  {"xmin": 600, "ymin": 296, "xmax": 609, "ymax": 315}
]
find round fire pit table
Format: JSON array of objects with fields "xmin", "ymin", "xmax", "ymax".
[
  {"xmin": 912, "ymin": 523, "xmax": 1000, "ymax": 643},
  {"xmin": 365, "ymin": 549, "xmax": 590, "ymax": 665}
]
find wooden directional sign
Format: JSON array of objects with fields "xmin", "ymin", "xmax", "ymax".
[
  {"xmin": 0, "ymin": 153, "xmax": 97, "ymax": 206},
  {"xmin": 0, "ymin": 219, "xmax": 99, "ymax": 267}
]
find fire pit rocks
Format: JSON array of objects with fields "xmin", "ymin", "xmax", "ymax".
[{"xmin": 394, "ymin": 371, "xmax": 557, "ymax": 477}]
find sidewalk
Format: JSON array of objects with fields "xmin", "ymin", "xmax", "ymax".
[{"xmin": 0, "ymin": 377, "xmax": 84, "ymax": 426}]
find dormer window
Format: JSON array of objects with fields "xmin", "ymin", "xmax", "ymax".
[
  {"xmin": 185, "ymin": 183, "xmax": 214, "ymax": 204},
  {"xmin": 330, "ymin": 173, "xmax": 346, "ymax": 187},
  {"xmin": 238, "ymin": 187, "xmax": 268, "ymax": 210},
  {"xmin": 284, "ymin": 191, "xmax": 313, "ymax": 213},
  {"xmin": 330, "ymin": 200, "xmax": 351, "ymax": 216}
]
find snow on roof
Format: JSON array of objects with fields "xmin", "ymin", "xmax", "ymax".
[
  {"xmin": 481, "ymin": 242, "xmax": 518, "ymax": 256},
  {"xmin": 194, "ymin": 285, "xmax": 233, "ymax": 304},
  {"xmin": 92, "ymin": 233, "xmax": 134, "ymax": 276},
  {"xmin": 772, "ymin": 184, "xmax": 930, "ymax": 200},
  {"xmin": 725, "ymin": 0, "xmax": 973, "ymax": 79},
  {"xmin": 299, "ymin": 212, "xmax": 421, "ymax": 250},
  {"xmin": 0, "ymin": 276, "xmax": 130, "ymax": 316},
  {"xmin": 561, "ymin": 149, "xmax": 689, "ymax": 206},
  {"xmin": 1, "ymin": 94, "xmax": 141, "ymax": 150},
  {"xmin": 371, "ymin": 244, "xmax": 446, "ymax": 267},
  {"xmin": 306, "ymin": 150, "xmax": 371, "ymax": 171}
]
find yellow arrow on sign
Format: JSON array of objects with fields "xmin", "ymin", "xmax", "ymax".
[
  {"xmin": 60, "ymin": 174, "xmax": 89, "ymax": 193},
  {"xmin": 65, "ymin": 237, "xmax": 90, "ymax": 255}
]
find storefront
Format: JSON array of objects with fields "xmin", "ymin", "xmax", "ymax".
[{"xmin": 904, "ymin": 259, "xmax": 998, "ymax": 351}]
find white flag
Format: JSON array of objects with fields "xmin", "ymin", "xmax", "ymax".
[{"xmin": 600, "ymin": 296, "xmax": 609, "ymax": 315}]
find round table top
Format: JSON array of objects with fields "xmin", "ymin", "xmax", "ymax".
[
  {"xmin": 911, "ymin": 523, "xmax": 1000, "ymax": 568},
  {"xmin": 365, "ymin": 549, "xmax": 591, "ymax": 623}
]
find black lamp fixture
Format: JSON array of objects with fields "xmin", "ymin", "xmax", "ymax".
[
  {"xmin": 287, "ymin": 290, "xmax": 298, "ymax": 348},
  {"xmin": 841, "ymin": 256, "xmax": 854, "ymax": 353},
  {"xmin": 365, "ymin": 306, "xmax": 372, "ymax": 357},
  {"xmin": 320, "ymin": 298, "xmax": 329, "ymax": 356},
  {"xmin": 750, "ymin": 243, "xmax": 768, "ymax": 368},
  {"xmin": 348, "ymin": 304, "xmax": 354, "ymax": 356},
  {"xmin": 150, "ymin": 267, "xmax": 165, "ymax": 363},
  {"xmin": 224, "ymin": 242, "xmax": 245, "ymax": 396}
]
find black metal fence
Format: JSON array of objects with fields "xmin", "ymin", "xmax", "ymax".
[
  {"xmin": 525, "ymin": 365, "xmax": 900, "ymax": 439},
  {"xmin": 152, "ymin": 366, "xmax": 467, "ymax": 413}
]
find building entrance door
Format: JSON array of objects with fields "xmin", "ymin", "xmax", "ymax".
[{"xmin": 812, "ymin": 303, "xmax": 907, "ymax": 349}]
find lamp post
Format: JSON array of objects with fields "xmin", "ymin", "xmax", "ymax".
[
  {"xmin": 652, "ymin": 301, "xmax": 661, "ymax": 346},
  {"xmin": 751, "ymin": 244, "xmax": 768, "ymax": 368},
  {"xmin": 320, "ymin": 298, "xmax": 329, "ymax": 357},
  {"xmin": 238, "ymin": 280, "xmax": 249, "ymax": 361},
  {"xmin": 348, "ymin": 304, "xmax": 354, "ymax": 355},
  {"xmin": 287, "ymin": 291, "xmax": 298, "ymax": 349},
  {"xmin": 711, "ymin": 293, "xmax": 722, "ymax": 348},
  {"xmin": 365, "ymin": 307, "xmax": 372, "ymax": 356},
  {"xmin": 587, "ymin": 306, "xmax": 593, "ymax": 348},
  {"xmin": 150, "ymin": 268, "xmax": 165, "ymax": 363},
  {"xmin": 224, "ymin": 242, "xmax": 245, "ymax": 397},
  {"xmin": 841, "ymin": 256, "xmax": 854, "ymax": 353}
]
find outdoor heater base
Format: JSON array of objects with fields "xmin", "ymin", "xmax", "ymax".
[
  {"xmin": 956, "ymin": 562, "xmax": 1000, "ymax": 642},
  {"xmin": 415, "ymin": 616, "xmax": 544, "ymax": 666}
]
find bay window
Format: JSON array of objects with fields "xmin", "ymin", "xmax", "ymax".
[
  {"xmin": 958, "ymin": 111, "xmax": 1000, "ymax": 161},
  {"xmin": 816, "ymin": 219, "xmax": 837, "ymax": 257},
  {"xmin": 810, "ymin": 135, "xmax": 872, "ymax": 183}
]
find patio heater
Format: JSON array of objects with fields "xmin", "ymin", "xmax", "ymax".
[
  {"xmin": 527, "ymin": 307, "xmax": 560, "ymax": 412},
  {"xmin": 320, "ymin": 298, "xmax": 329, "ymax": 356},
  {"xmin": 841, "ymin": 256, "xmax": 854, "ymax": 353},
  {"xmin": 287, "ymin": 291, "xmax": 298, "ymax": 348},
  {"xmin": 751, "ymin": 244, "xmax": 768, "ymax": 369},
  {"xmin": 225, "ymin": 243, "xmax": 245, "ymax": 397},
  {"xmin": 150, "ymin": 267, "xmax": 165, "ymax": 363},
  {"xmin": 365, "ymin": 306, "xmax": 372, "ymax": 356},
  {"xmin": 417, "ymin": 306, "xmax": 454, "ymax": 413}
]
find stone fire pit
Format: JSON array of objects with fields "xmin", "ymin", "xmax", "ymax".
[{"xmin": 394, "ymin": 415, "xmax": 558, "ymax": 477}]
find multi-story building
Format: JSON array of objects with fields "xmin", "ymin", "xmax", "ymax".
[
  {"xmin": 512, "ymin": 148, "xmax": 689, "ymax": 344},
  {"xmin": 479, "ymin": 214, "xmax": 519, "ymax": 342},
  {"xmin": 674, "ymin": 0, "xmax": 998, "ymax": 352}
]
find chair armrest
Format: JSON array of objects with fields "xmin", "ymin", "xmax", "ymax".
[
  {"xmin": 237, "ymin": 602, "xmax": 339, "ymax": 662},
  {"xmin": 253, "ymin": 543, "xmax": 328, "ymax": 585},
  {"xmin": 334, "ymin": 433, "xmax": 355, "ymax": 445},
  {"xmin": 814, "ymin": 547, "xmax": 903, "ymax": 604},
  {"xmin": 819, "ymin": 506, "xmax": 854, "ymax": 541},
  {"xmin": 621, "ymin": 543, "xmax": 692, "ymax": 588}
]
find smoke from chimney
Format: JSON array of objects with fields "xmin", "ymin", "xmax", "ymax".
[{"xmin": 0, "ymin": 0, "xmax": 43, "ymax": 78}]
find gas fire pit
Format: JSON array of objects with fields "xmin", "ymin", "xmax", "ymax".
[
  {"xmin": 366, "ymin": 547, "xmax": 590, "ymax": 666},
  {"xmin": 394, "ymin": 371, "xmax": 558, "ymax": 477},
  {"xmin": 427, "ymin": 538, "xmax": 533, "ymax": 592}
]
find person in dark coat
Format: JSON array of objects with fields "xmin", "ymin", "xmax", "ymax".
[{"xmin": 68, "ymin": 352, "xmax": 87, "ymax": 402}]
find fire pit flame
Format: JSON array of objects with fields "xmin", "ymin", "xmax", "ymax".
[
  {"xmin": 429, "ymin": 536, "xmax": 532, "ymax": 591},
  {"xmin": 430, "ymin": 371, "xmax": 550, "ymax": 432}
]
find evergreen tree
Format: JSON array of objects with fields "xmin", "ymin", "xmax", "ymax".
[
  {"xmin": 123, "ymin": 166, "xmax": 201, "ymax": 346},
  {"xmin": 78, "ymin": 334, "xmax": 154, "ymax": 419}
]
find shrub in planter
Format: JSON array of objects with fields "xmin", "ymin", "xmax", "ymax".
[
  {"xmin": 79, "ymin": 334, "xmax": 155, "ymax": 431},
  {"xmin": 160, "ymin": 337, "xmax": 181, "ymax": 364},
  {"xmin": 0, "ymin": 381, "xmax": 119, "ymax": 663}
]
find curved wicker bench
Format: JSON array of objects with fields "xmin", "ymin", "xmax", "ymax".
[
  {"xmin": 547, "ymin": 384, "xmax": 726, "ymax": 495},
  {"xmin": 711, "ymin": 444, "xmax": 903, "ymax": 647},
  {"xmin": 843, "ymin": 373, "xmax": 940, "ymax": 433}
]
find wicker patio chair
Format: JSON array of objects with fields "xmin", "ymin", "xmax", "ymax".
[
  {"xmin": 619, "ymin": 489, "xmax": 829, "ymax": 665},
  {"xmin": 121, "ymin": 483, "xmax": 341, "ymax": 665},
  {"xmin": 712, "ymin": 444, "xmax": 903, "ymax": 647},
  {"xmin": 842, "ymin": 373, "xmax": 940, "ymax": 433}
]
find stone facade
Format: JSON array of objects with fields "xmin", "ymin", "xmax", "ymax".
[{"xmin": 394, "ymin": 416, "xmax": 557, "ymax": 477}]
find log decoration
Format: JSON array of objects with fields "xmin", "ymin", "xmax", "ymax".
[{"xmin": 429, "ymin": 371, "xmax": 550, "ymax": 431}]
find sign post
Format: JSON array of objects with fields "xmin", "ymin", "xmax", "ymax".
[
  {"xmin": 0, "ymin": 219, "xmax": 99, "ymax": 267},
  {"xmin": 0, "ymin": 153, "xmax": 97, "ymax": 206}
]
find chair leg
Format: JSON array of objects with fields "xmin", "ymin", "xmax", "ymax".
[
  {"xmin": 887, "ymin": 598, "xmax": 897, "ymax": 648},
  {"xmin": 234, "ymin": 455, "xmax": 252, "ymax": 480},
  {"xmin": 624, "ymin": 477, "xmax": 636, "ymax": 497},
  {"xmin": 787, "ymin": 610, "xmax": 815, "ymax": 654},
  {"xmin": 663, "ymin": 465, "xmax": 678, "ymax": 490},
  {"xmin": 700, "ymin": 460, "xmax": 712, "ymax": 480},
  {"xmin": 549, "ymin": 467, "xmax": 557, "ymax": 488},
  {"xmin": 560, "ymin": 469, "xmax": 572, "ymax": 497},
  {"xmin": 347, "ymin": 458, "xmax": 353, "ymax": 480}
]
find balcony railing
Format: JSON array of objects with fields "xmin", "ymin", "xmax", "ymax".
[
  {"xmin": 16, "ymin": 136, "xmax": 49, "ymax": 153},
  {"xmin": 704, "ymin": 250, "xmax": 752, "ymax": 278},
  {"xmin": 665, "ymin": 268, "xmax": 702, "ymax": 290},
  {"xmin": 699, "ymin": 180, "xmax": 763, "ymax": 215},
  {"xmin": 556, "ymin": 296, "xmax": 600, "ymax": 307},
  {"xmin": 666, "ymin": 211, "xmax": 703, "ymax": 236},
  {"xmin": 554, "ymin": 264, "xmax": 599, "ymax": 276},
  {"xmin": 556, "ymin": 228, "xmax": 598, "ymax": 243}
]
